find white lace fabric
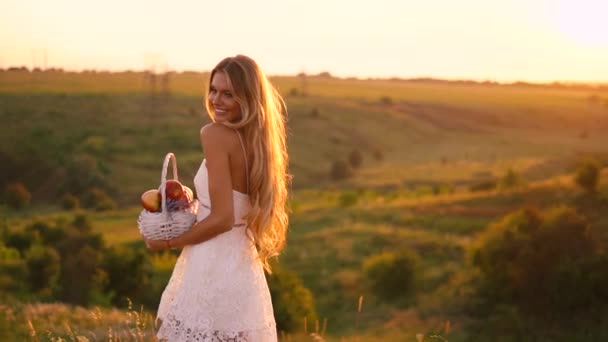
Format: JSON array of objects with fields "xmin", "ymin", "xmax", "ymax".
[{"xmin": 156, "ymin": 159, "xmax": 277, "ymax": 342}]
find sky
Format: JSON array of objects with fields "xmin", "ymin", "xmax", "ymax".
[{"xmin": 1, "ymin": 0, "xmax": 607, "ymax": 82}]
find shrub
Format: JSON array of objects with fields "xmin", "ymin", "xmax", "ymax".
[
  {"xmin": 500, "ymin": 168, "xmax": 522, "ymax": 189},
  {"xmin": 0, "ymin": 245, "xmax": 27, "ymax": 295},
  {"xmin": 24, "ymin": 244, "xmax": 61, "ymax": 297},
  {"xmin": 5, "ymin": 182, "xmax": 31, "ymax": 209},
  {"xmin": 348, "ymin": 149, "xmax": 363, "ymax": 169},
  {"xmin": 310, "ymin": 107, "xmax": 320, "ymax": 118},
  {"xmin": 61, "ymin": 193, "xmax": 80, "ymax": 210},
  {"xmin": 102, "ymin": 245, "xmax": 154, "ymax": 306},
  {"xmin": 82, "ymin": 188, "xmax": 116, "ymax": 211},
  {"xmin": 363, "ymin": 251, "xmax": 418, "ymax": 302},
  {"xmin": 471, "ymin": 206, "xmax": 607, "ymax": 314},
  {"xmin": 575, "ymin": 159, "xmax": 601, "ymax": 194},
  {"xmin": 267, "ymin": 267, "xmax": 318, "ymax": 332},
  {"xmin": 330, "ymin": 160, "xmax": 353, "ymax": 181},
  {"xmin": 379, "ymin": 96, "xmax": 393, "ymax": 106},
  {"xmin": 470, "ymin": 179, "xmax": 497, "ymax": 192},
  {"xmin": 338, "ymin": 191, "xmax": 359, "ymax": 207},
  {"xmin": 372, "ymin": 148, "xmax": 384, "ymax": 161},
  {"xmin": 61, "ymin": 154, "xmax": 110, "ymax": 197}
]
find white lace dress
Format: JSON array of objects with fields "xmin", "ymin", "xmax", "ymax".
[{"xmin": 156, "ymin": 159, "xmax": 277, "ymax": 341}]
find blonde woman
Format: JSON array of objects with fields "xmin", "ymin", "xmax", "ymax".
[{"xmin": 144, "ymin": 54, "xmax": 289, "ymax": 341}]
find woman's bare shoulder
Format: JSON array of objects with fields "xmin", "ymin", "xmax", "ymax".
[{"xmin": 200, "ymin": 123, "xmax": 237, "ymax": 148}]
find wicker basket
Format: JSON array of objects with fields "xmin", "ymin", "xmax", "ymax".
[{"xmin": 137, "ymin": 152, "xmax": 198, "ymax": 240}]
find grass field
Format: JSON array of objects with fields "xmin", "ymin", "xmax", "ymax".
[{"xmin": 2, "ymin": 70, "xmax": 608, "ymax": 340}]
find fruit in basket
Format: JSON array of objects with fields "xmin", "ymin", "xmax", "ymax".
[
  {"xmin": 166, "ymin": 185, "xmax": 195, "ymax": 211},
  {"xmin": 165, "ymin": 180, "xmax": 185, "ymax": 200},
  {"xmin": 141, "ymin": 189, "xmax": 161, "ymax": 212},
  {"xmin": 183, "ymin": 186, "xmax": 194, "ymax": 202}
]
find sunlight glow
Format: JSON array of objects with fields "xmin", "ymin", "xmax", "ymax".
[
  {"xmin": 550, "ymin": 0, "xmax": 608, "ymax": 47},
  {"xmin": 0, "ymin": 0, "xmax": 607, "ymax": 82}
]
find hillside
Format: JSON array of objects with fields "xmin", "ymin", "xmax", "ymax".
[
  {"xmin": 2, "ymin": 70, "xmax": 608, "ymax": 341},
  {"xmin": 1, "ymin": 70, "xmax": 607, "ymax": 205}
]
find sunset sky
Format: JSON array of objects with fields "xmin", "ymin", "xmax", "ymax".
[{"xmin": 1, "ymin": 0, "xmax": 607, "ymax": 82}]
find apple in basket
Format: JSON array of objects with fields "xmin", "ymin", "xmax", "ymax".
[
  {"xmin": 165, "ymin": 180, "xmax": 186, "ymax": 200},
  {"xmin": 141, "ymin": 189, "xmax": 161, "ymax": 212},
  {"xmin": 165, "ymin": 180, "xmax": 195, "ymax": 211}
]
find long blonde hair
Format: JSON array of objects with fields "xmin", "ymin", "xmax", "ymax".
[{"xmin": 205, "ymin": 55, "xmax": 289, "ymax": 272}]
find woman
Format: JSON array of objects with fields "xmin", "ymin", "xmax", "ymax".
[{"xmin": 144, "ymin": 54, "xmax": 289, "ymax": 341}]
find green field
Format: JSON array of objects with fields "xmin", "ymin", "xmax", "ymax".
[{"xmin": 1, "ymin": 70, "xmax": 608, "ymax": 341}]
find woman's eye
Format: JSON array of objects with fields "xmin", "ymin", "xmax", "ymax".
[{"xmin": 224, "ymin": 92, "xmax": 232, "ymax": 98}]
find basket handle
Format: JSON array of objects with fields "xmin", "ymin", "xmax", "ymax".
[{"xmin": 159, "ymin": 152, "xmax": 178, "ymax": 215}]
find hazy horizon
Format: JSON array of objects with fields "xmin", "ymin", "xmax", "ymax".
[{"xmin": 1, "ymin": 0, "xmax": 607, "ymax": 83}]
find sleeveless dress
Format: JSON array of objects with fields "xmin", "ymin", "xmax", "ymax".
[{"xmin": 156, "ymin": 138, "xmax": 277, "ymax": 341}]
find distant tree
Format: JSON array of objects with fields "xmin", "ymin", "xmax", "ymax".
[
  {"xmin": 61, "ymin": 193, "xmax": 80, "ymax": 210},
  {"xmin": 372, "ymin": 148, "xmax": 384, "ymax": 161},
  {"xmin": 470, "ymin": 179, "xmax": 497, "ymax": 192},
  {"xmin": 575, "ymin": 159, "xmax": 601, "ymax": 194},
  {"xmin": 102, "ymin": 245, "xmax": 154, "ymax": 306},
  {"xmin": 53, "ymin": 215, "xmax": 106, "ymax": 305},
  {"xmin": 348, "ymin": 149, "xmax": 363, "ymax": 169},
  {"xmin": 5, "ymin": 182, "xmax": 31, "ymax": 209},
  {"xmin": 59, "ymin": 244, "xmax": 103, "ymax": 305},
  {"xmin": 0, "ymin": 244, "xmax": 27, "ymax": 295},
  {"xmin": 471, "ymin": 206, "xmax": 608, "ymax": 313},
  {"xmin": 500, "ymin": 168, "xmax": 522, "ymax": 189},
  {"xmin": 330, "ymin": 160, "xmax": 353, "ymax": 181},
  {"xmin": 24, "ymin": 244, "xmax": 61, "ymax": 298},
  {"xmin": 82, "ymin": 188, "xmax": 116, "ymax": 211},
  {"xmin": 363, "ymin": 251, "xmax": 418, "ymax": 302},
  {"xmin": 61, "ymin": 154, "xmax": 110, "ymax": 197},
  {"xmin": 338, "ymin": 191, "xmax": 359, "ymax": 207},
  {"xmin": 267, "ymin": 267, "xmax": 318, "ymax": 332},
  {"xmin": 379, "ymin": 96, "xmax": 393, "ymax": 106}
]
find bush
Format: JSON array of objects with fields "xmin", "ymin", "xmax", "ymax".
[
  {"xmin": 82, "ymin": 188, "xmax": 116, "ymax": 211},
  {"xmin": 330, "ymin": 160, "xmax": 353, "ymax": 181},
  {"xmin": 363, "ymin": 251, "xmax": 418, "ymax": 302},
  {"xmin": 500, "ymin": 168, "xmax": 522, "ymax": 189},
  {"xmin": 267, "ymin": 267, "xmax": 318, "ymax": 332},
  {"xmin": 5, "ymin": 182, "xmax": 31, "ymax": 209},
  {"xmin": 470, "ymin": 179, "xmax": 497, "ymax": 192},
  {"xmin": 575, "ymin": 159, "xmax": 601, "ymax": 194},
  {"xmin": 61, "ymin": 154, "xmax": 111, "ymax": 197},
  {"xmin": 24, "ymin": 244, "xmax": 61, "ymax": 298},
  {"xmin": 338, "ymin": 191, "xmax": 359, "ymax": 207},
  {"xmin": 379, "ymin": 96, "xmax": 393, "ymax": 106},
  {"xmin": 348, "ymin": 149, "xmax": 363, "ymax": 169},
  {"xmin": 61, "ymin": 193, "xmax": 80, "ymax": 210},
  {"xmin": 471, "ymin": 206, "xmax": 607, "ymax": 314},
  {"xmin": 372, "ymin": 148, "xmax": 384, "ymax": 161},
  {"xmin": 0, "ymin": 245, "xmax": 27, "ymax": 295},
  {"xmin": 102, "ymin": 245, "xmax": 154, "ymax": 306}
]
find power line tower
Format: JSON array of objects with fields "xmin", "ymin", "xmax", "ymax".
[
  {"xmin": 142, "ymin": 53, "xmax": 171, "ymax": 115},
  {"xmin": 298, "ymin": 69, "xmax": 308, "ymax": 96}
]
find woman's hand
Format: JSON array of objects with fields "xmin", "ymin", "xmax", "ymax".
[{"xmin": 144, "ymin": 237, "xmax": 171, "ymax": 251}]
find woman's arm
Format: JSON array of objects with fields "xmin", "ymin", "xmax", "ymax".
[{"xmin": 145, "ymin": 123, "xmax": 236, "ymax": 251}]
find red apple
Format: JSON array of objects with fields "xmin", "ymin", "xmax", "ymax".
[
  {"xmin": 165, "ymin": 185, "xmax": 195, "ymax": 211},
  {"xmin": 165, "ymin": 180, "xmax": 185, "ymax": 200},
  {"xmin": 141, "ymin": 189, "xmax": 161, "ymax": 212}
]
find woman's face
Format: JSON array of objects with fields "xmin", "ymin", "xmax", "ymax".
[{"xmin": 208, "ymin": 71, "xmax": 242, "ymax": 123}]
